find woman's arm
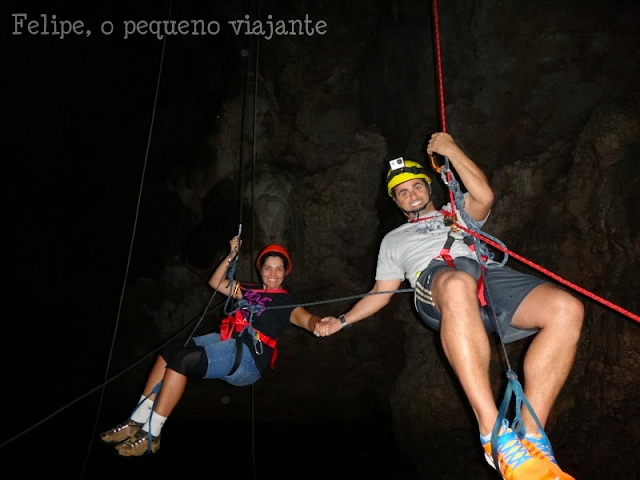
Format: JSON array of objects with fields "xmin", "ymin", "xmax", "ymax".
[
  {"xmin": 208, "ymin": 236, "xmax": 241, "ymax": 296},
  {"xmin": 289, "ymin": 306, "xmax": 323, "ymax": 333},
  {"xmin": 314, "ymin": 278, "xmax": 403, "ymax": 337}
]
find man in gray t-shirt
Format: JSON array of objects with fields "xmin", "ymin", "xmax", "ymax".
[{"xmin": 316, "ymin": 132, "xmax": 583, "ymax": 479}]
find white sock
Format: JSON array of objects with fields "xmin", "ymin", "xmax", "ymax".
[
  {"xmin": 143, "ymin": 411, "xmax": 168, "ymax": 438},
  {"xmin": 480, "ymin": 432, "xmax": 491, "ymax": 444},
  {"xmin": 130, "ymin": 395, "xmax": 155, "ymax": 424}
]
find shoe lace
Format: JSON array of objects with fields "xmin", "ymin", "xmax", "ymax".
[
  {"xmin": 128, "ymin": 430, "xmax": 159, "ymax": 453},
  {"xmin": 496, "ymin": 429, "xmax": 535, "ymax": 477},
  {"xmin": 114, "ymin": 423, "xmax": 129, "ymax": 432},
  {"xmin": 125, "ymin": 431, "xmax": 148, "ymax": 446},
  {"xmin": 110, "ymin": 419, "xmax": 140, "ymax": 431},
  {"xmin": 522, "ymin": 435, "xmax": 558, "ymax": 465}
]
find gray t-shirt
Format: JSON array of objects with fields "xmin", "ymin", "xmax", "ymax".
[{"xmin": 376, "ymin": 196, "xmax": 490, "ymax": 288}]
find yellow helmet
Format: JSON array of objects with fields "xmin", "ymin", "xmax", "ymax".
[{"xmin": 386, "ymin": 158, "xmax": 431, "ymax": 196}]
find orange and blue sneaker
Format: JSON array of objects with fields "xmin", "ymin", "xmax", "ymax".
[
  {"xmin": 521, "ymin": 433, "xmax": 575, "ymax": 480},
  {"xmin": 482, "ymin": 420, "xmax": 559, "ymax": 479}
]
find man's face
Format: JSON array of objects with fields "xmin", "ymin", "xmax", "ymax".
[{"xmin": 393, "ymin": 178, "xmax": 431, "ymax": 213}]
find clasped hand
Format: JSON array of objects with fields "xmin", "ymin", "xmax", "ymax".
[{"xmin": 313, "ymin": 316, "xmax": 345, "ymax": 337}]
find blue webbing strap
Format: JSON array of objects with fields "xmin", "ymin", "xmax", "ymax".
[
  {"xmin": 128, "ymin": 381, "xmax": 163, "ymax": 453},
  {"xmin": 437, "ymin": 158, "xmax": 549, "ymax": 468},
  {"xmin": 490, "ymin": 369, "xmax": 548, "ymax": 469}
]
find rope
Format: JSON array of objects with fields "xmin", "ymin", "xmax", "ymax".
[
  {"xmin": 234, "ymin": 0, "xmax": 261, "ymax": 476},
  {"xmin": 261, "ymin": 245, "xmax": 638, "ymax": 324},
  {"xmin": 429, "ymin": 153, "xmax": 552, "ymax": 459},
  {"xmin": 251, "ymin": 9, "xmax": 260, "ymax": 284},
  {"xmin": 456, "ymin": 223, "xmax": 640, "ymax": 323},
  {"xmin": 431, "ymin": 0, "xmax": 447, "ymax": 132},
  {"xmin": 429, "ymin": 156, "xmax": 638, "ymax": 458},
  {"xmin": 430, "ymin": 157, "xmax": 639, "ymax": 461},
  {"xmin": 437, "ymin": 156, "xmax": 509, "ymax": 268},
  {"xmin": 490, "ymin": 369, "xmax": 550, "ymax": 469},
  {"xmin": 79, "ymin": 2, "xmax": 174, "ymax": 478},
  {"xmin": 4, "ymin": 248, "xmax": 633, "ymax": 453},
  {"xmin": 0, "ymin": 296, "xmax": 225, "ymax": 450},
  {"xmin": 427, "ymin": 0, "xmax": 636, "ymax": 322},
  {"xmin": 425, "ymin": 8, "xmax": 637, "ymax": 459},
  {"xmin": 264, "ymin": 289, "xmax": 415, "ymax": 310}
]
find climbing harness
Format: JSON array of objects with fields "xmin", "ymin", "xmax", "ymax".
[
  {"xmin": 221, "ymin": 296, "xmax": 280, "ymax": 375},
  {"xmin": 217, "ymin": 242, "xmax": 294, "ymax": 375},
  {"xmin": 7, "ymin": 3, "xmax": 638, "ymax": 474},
  {"xmin": 428, "ymin": 0, "xmax": 553, "ymax": 464},
  {"xmin": 428, "ymin": 155, "xmax": 553, "ymax": 468},
  {"xmin": 438, "ymin": 217, "xmax": 489, "ymax": 306}
]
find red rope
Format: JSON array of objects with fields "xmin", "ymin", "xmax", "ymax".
[
  {"xmin": 429, "ymin": 1, "xmax": 637, "ymax": 323},
  {"xmin": 456, "ymin": 223, "xmax": 640, "ymax": 323},
  {"xmin": 431, "ymin": 0, "xmax": 447, "ymax": 132}
]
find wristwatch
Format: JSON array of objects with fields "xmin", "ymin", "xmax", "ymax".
[{"xmin": 339, "ymin": 314, "xmax": 351, "ymax": 329}]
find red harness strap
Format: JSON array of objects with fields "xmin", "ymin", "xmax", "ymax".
[
  {"xmin": 436, "ymin": 212, "xmax": 488, "ymax": 307},
  {"xmin": 220, "ymin": 310, "xmax": 279, "ymax": 368}
]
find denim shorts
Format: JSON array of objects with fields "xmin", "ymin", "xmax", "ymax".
[
  {"xmin": 192, "ymin": 332, "xmax": 262, "ymax": 386},
  {"xmin": 414, "ymin": 257, "xmax": 545, "ymax": 343}
]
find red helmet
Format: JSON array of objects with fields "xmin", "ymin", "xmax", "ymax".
[{"xmin": 255, "ymin": 244, "xmax": 292, "ymax": 275}]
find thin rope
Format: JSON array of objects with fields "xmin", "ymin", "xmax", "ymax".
[
  {"xmin": 431, "ymin": 159, "xmax": 638, "ymax": 446},
  {"xmin": 184, "ymin": 283, "xmax": 223, "ymax": 342},
  {"xmin": 236, "ymin": 40, "xmax": 249, "ymax": 255},
  {"xmin": 4, "ymin": 255, "xmax": 634, "ymax": 454},
  {"xmin": 425, "ymin": 1, "xmax": 637, "ymax": 322},
  {"xmin": 432, "ymin": 157, "xmax": 518, "ymax": 375},
  {"xmin": 238, "ymin": 62, "xmax": 248, "ymax": 236},
  {"xmin": 0, "ymin": 287, "xmax": 410, "ymax": 449},
  {"xmin": 1, "ymin": 296, "xmax": 225, "ymax": 451},
  {"xmin": 481, "ymin": 268, "xmax": 515, "ymax": 373},
  {"xmin": 216, "ymin": 16, "xmax": 258, "ymax": 471},
  {"xmin": 456, "ymin": 223, "xmax": 640, "ymax": 323},
  {"xmin": 78, "ymin": 2, "xmax": 174, "ymax": 478},
  {"xmin": 427, "ymin": 7, "xmax": 636, "ymax": 461},
  {"xmin": 262, "ymin": 239, "xmax": 637, "ymax": 322},
  {"xmin": 431, "ymin": 0, "xmax": 447, "ymax": 132},
  {"xmin": 264, "ymin": 289, "xmax": 415, "ymax": 310},
  {"xmin": 250, "ymin": 15, "xmax": 260, "ymax": 281},
  {"xmin": 0, "ymin": 285, "xmax": 414, "ymax": 452},
  {"xmin": 437, "ymin": 158, "xmax": 638, "ymax": 323},
  {"xmin": 250, "ymin": 4, "xmax": 261, "ymax": 477}
]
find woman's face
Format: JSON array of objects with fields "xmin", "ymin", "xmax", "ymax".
[{"xmin": 260, "ymin": 255, "xmax": 286, "ymax": 289}]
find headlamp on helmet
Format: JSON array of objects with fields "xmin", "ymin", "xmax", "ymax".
[{"xmin": 386, "ymin": 158, "xmax": 431, "ymax": 197}]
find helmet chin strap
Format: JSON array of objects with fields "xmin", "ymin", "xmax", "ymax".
[
  {"xmin": 400, "ymin": 200, "xmax": 432, "ymax": 220},
  {"xmin": 393, "ymin": 181, "xmax": 432, "ymax": 220}
]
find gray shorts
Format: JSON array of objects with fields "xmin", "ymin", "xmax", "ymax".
[{"xmin": 414, "ymin": 257, "xmax": 545, "ymax": 343}]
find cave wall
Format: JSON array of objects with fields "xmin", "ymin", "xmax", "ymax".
[{"xmin": 117, "ymin": 0, "xmax": 639, "ymax": 477}]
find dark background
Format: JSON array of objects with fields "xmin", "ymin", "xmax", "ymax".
[
  {"xmin": 3, "ymin": 1, "xmax": 639, "ymax": 479},
  {"xmin": 5, "ymin": 2, "xmax": 410, "ymax": 478}
]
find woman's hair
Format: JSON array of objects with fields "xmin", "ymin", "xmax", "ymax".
[{"xmin": 258, "ymin": 252, "xmax": 289, "ymax": 273}]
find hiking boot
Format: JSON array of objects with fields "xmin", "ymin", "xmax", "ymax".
[
  {"xmin": 100, "ymin": 419, "xmax": 143, "ymax": 445},
  {"xmin": 114, "ymin": 430, "xmax": 160, "ymax": 457},
  {"xmin": 482, "ymin": 420, "xmax": 559, "ymax": 480},
  {"xmin": 521, "ymin": 433, "xmax": 575, "ymax": 480}
]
